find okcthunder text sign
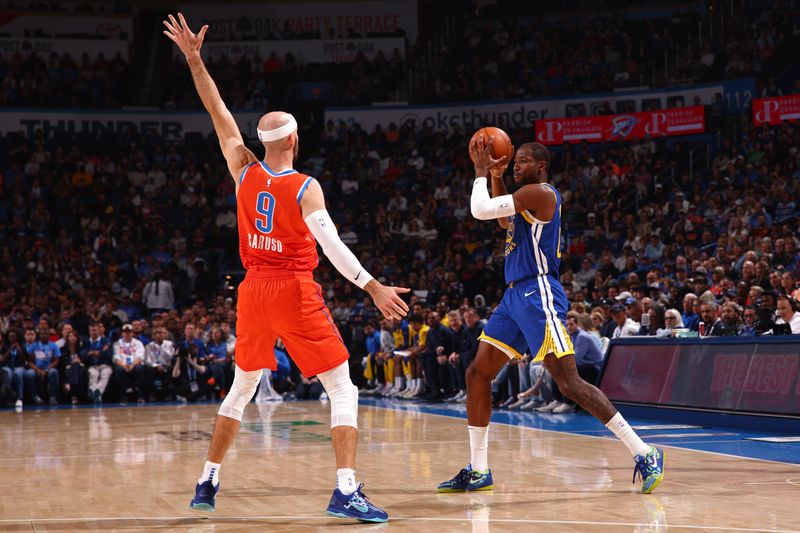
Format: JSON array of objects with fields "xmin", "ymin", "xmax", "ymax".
[
  {"xmin": 535, "ymin": 105, "xmax": 705, "ymax": 145},
  {"xmin": 753, "ymin": 95, "xmax": 800, "ymax": 126}
]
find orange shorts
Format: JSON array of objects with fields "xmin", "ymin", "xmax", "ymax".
[{"xmin": 234, "ymin": 270, "xmax": 349, "ymax": 377}]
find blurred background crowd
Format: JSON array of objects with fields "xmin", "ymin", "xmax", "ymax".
[{"xmin": 1, "ymin": 0, "xmax": 800, "ymax": 409}]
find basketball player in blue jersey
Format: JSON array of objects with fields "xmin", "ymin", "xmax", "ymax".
[{"xmin": 437, "ymin": 136, "xmax": 664, "ymax": 494}]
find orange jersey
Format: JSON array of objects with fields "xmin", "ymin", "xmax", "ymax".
[
  {"xmin": 234, "ymin": 161, "xmax": 349, "ymax": 376},
  {"xmin": 236, "ymin": 162, "xmax": 318, "ymax": 273}
]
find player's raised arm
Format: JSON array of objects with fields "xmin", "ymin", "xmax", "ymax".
[
  {"xmin": 489, "ymin": 163, "xmax": 511, "ymax": 229},
  {"xmin": 470, "ymin": 134, "xmax": 512, "ymax": 229},
  {"xmin": 163, "ymin": 13, "xmax": 257, "ymax": 183},
  {"xmin": 470, "ymin": 136, "xmax": 556, "ymax": 222},
  {"xmin": 299, "ymin": 179, "xmax": 410, "ymax": 320}
]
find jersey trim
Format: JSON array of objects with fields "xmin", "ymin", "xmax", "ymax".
[
  {"xmin": 520, "ymin": 210, "xmax": 535, "ymax": 224},
  {"xmin": 478, "ymin": 331, "xmax": 524, "ymax": 360},
  {"xmin": 239, "ymin": 161, "xmax": 258, "ymax": 184},
  {"xmin": 520, "ymin": 209, "xmax": 552, "ymax": 225},
  {"xmin": 296, "ymin": 176, "xmax": 313, "ymax": 204},
  {"xmin": 259, "ymin": 161, "xmax": 298, "ymax": 177},
  {"xmin": 529, "ymin": 223, "xmax": 569, "ymax": 353},
  {"xmin": 528, "ymin": 184, "xmax": 558, "ymax": 224}
]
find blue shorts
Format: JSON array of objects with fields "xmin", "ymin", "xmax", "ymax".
[{"xmin": 479, "ymin": 275, "xmax": 575, "ymax": 362}]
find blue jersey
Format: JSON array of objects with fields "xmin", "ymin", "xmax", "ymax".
[
  {"xmin": 503, "ymin": 183, "xmax": 563, "ymax": 285},
  {"xmin": 26, "ymin": 341, "xmax": 60, "ymax": 369}
]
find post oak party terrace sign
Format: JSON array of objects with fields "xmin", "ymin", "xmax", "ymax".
[
  {"xmin": 178, "ymin": 1, "xmax": 417, "ymax": 42},
  {"xmin": 534, "ymin": 106, "xmax": 705, "ymax": 145}
]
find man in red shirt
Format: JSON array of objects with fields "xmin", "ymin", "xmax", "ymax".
[{"xmin": 165, "ymin": 13, "xmax": 408, "ymax": 523}]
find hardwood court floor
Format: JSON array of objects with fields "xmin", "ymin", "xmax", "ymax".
[{"xmin": 1, "ymin": 401, "xmax": 799, "ymax": 532}]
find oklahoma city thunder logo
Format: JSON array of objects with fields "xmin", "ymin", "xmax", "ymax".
[{"xmin": 609, "ymin": 116, "xmax": 638, "ymax": 140}]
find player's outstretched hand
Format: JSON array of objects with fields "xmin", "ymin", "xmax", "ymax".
[
  {"xmin": 163, "ymin": 13, "xmax": 208, "ymax": 58},
  {"xmin": 365, "ymin": 281, "xmax": 410, "ymax": 320},
  {"xmin": 473, "ymin": 134, "xmax": 508, "ymax": 178}
]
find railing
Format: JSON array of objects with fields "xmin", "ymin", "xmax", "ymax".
[{"xmin": 688, "ymin": 142, "xmax": 710, "ymax": 182}]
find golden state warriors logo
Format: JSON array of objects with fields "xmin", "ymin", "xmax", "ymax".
[{"xmin": 504, "ymin": 218, "xmax": 516, "ymax": 256}]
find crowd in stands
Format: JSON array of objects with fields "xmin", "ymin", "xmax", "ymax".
[
  {"xmin": 418, "ymin": 2, "xmax": 799, "ymax": 102},
  {"xmin": 162, "ymin": 47, "xmax": 407, "ymax": 110},
  {"xmin": 3, "ymin": 1, "xmax": 798, "ymax": 108},
  {"xmin": 1, "ymin": 108, "xmax": 800, "ymax": 410},
  {"xmin": 0, "ymin": 51, "xmax": 131, "ymax": 107},
  {"xmin": 3, "ymin": 0, "xmax": 131, "ymax": 14}
]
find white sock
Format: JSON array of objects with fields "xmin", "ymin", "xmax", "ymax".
[
  {"xmin": 199, "ymin": 461, "xmax": 220, "ymax": 486},
  {"xmin": 394, "ymin": 376, "xmax": 402, "ymax": 389},
  {"xmin": 468, "ymin": 425, "xmax": 489, "ymax": 472},
  {"xmin": 605, "ymin": 412, "xmax": 651, "ymax": 457},
  {"xmin": 337, "ymin": 468, "xmax": 357, "ymax": 495}
]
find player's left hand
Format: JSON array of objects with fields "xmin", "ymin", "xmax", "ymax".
[
  {"xmin": 163, "ymin": 13, "xmax": 208, "ymax": 59},
  {"xmin": 472, "ymin": 134, "xmax": 508, "ymax": 178},
  {"xmin": 489, "ymin": 154, "xmax": 510, "ymax": 180},
  {"xmin": 366, "ymin": 281, "xmax": 410, "ymax": 320}
]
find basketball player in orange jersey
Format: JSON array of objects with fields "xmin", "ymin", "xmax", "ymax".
[{"xmin": 164, "ymin": 13, "xmax": 408, "ymax": 523}]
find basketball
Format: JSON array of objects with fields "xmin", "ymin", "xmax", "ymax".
[{"xmin": 469, "ymin": 126, "xmax": 514, "ymax": 164}]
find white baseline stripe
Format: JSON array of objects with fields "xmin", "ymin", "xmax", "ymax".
[{"xmin": 0, "ymin": 515, "xmax": 796, "ymax": 532}]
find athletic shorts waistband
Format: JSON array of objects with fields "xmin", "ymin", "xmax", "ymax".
[{"xmin": 244, "ymin": 269, "xmax": 314, "ymax": 282}]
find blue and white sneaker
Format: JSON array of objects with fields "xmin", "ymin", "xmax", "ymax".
[
  {"xmin": 633, "ymin": 446, "xmax": 665, "ymax": 494},
  {"xmin": 326, "ymin": 483, "xmax": 388, "ymax": 522},
  {"xmin": 189, "ymin": 480, "xmax": 219, "ymax": 511},
  {"xmin": 437, "ymin": 464, "xmax": 494, "ymax": 492}
]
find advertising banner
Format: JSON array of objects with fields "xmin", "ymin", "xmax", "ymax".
[
  {"xmin": 325, "ymin": 83, "xmax": 722, "ymax": 132},
  {"xmin": 0, "ymin": 12, "xmax": 132, "ymax": 39},
  {"xmin": 598, "ymin": 344, "xmax": 679, "ymax": 403},
  {"xmin": 600, "ymin": 340, "xmax": 800, "ymax": 416},
  {"xmin": 179, "ymin": 1, "xmax": 418, "ymax": 42},
  {"xmin": 752, "ymin": 95, "xmax": 800, "ymax": 126},
  {"xmin": 534, "ymin": 106, "xmax": 705, "ymax": 145},
  {"xmin": 201, "ymin": 37, "xmax": 404, "ymax": 64},
  {"xmin": 0, "ymin": 109, "xmax": 263, "ymax": 141},
  {"xmin": 0, "ymin": 37, "xmax": 129, "ymax": 61}
]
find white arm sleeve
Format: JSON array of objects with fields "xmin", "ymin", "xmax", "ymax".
[
  {"xmin": 470, "ymin": 177, "xmax": 516, "ymax": 220},
  {"xmin": 304, "ymin": 209, "xmax": 374, "ymax": 289}
]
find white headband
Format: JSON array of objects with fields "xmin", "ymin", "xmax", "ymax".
[{"xmin": 257, "ymin": 115, "xmax": 297, "ymax": 142}]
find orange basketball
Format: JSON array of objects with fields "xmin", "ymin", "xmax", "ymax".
[{"xmin": 469, "ymin": 126, "xmax": 514, "ymax": 164}]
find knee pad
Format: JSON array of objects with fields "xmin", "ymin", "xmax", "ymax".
[
  {"xmin": 218, "ymin": 365, "xmax": 262, "ymax": 421},
  {"xmin": 317, "ymin": 361, "xmax": 358, "ymax": 429}
]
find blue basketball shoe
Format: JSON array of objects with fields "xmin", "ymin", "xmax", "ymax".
[
  {"xmin": 326, "ymin": 483, "xmax": 388, "ymax": 523},
  {"xmin": 633, "ymin": 446, "xmax": 665, "ymax": 494},
  {"xmin": 189, "ymin": 480, "xmax": 219, "ymax": 511},
  {"xmin": 437, "ymin": 464, "xmax": 494, "ymax": 492}
]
